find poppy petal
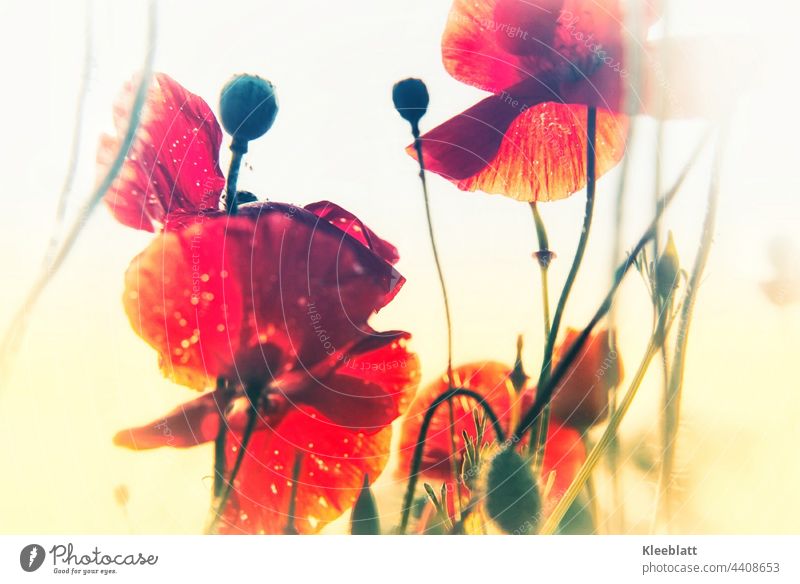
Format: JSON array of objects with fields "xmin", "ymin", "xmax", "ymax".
[
  {"xmin": 284, "ymin": 332, "xmax": 420, "ymax": 434},
  {"xmin": 305, "ymin": 201, "xmax": 401, "ymax": 266},
  {"xmin": 123, "ymin": 217, "xmax": 247, "ymax": 389},
  {"xmin": 218, "ymin": 413, "xmax": 392, "ymax": 534},
  {"xmin": 550, "ymin": 327, "xmax": 623, "ymax": 428},
  {"xmin": 442, "ymin": 0, "xmax": 567, "ymax": 93},
  {"xmin": 113, "ymin": 390, "xmax": 230, "ymax": 450},
  {"xmin": 541, "ymin": 419, "xmax": 585, "ymax": 510},
  {"xmin": 125, "ymin": 202, "xmax": 407, "ymax": 391},
  {"xmin": 419, "ymin": 102, "xmax": 628, "ymax": 202},
  {"xmin": 409, "ymin": 79, "xmax": 559, "ymax": 181},
  {"xmin": 99, "ymin": 73, "xmax": 226, "ymax": 232}
]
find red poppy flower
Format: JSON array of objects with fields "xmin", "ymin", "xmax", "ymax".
[
  {"xmin": 104, "ymin": 74, "xmax": 420, "ymax": 533},
  {"xmin": 396, "ymin": 362, "xmax": 585, "ymax": 512},
  {"xmin": 98, "ymin": 73, "xmax": 227, "ymax": 232},
  {"xmin": 550, "ymin": 327, "xmax": 623, "ymax": 428},
  {"xmin": 115, "ymin": 200, "xmax": 420, "ymax": 533},
  {"xmin": 409, "ymin": 0, "xmax": 646, "ymax": 202}
]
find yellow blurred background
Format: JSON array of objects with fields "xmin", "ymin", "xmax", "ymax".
[{"xmin": 1, "ymin": 0, "xmax": 799, "ymax": 533}]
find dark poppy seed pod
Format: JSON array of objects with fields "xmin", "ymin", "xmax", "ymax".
[
  {"xmin": 392, "ymin": 78, "xmax": 429, "ymax": 128},
  {"xmin": 485, "ymin": 448, "xmax": 541, "ymax": 535},
  {"xmin": 220, "ymin": 74, "xmax": 278, "ymax": 148},
  {"xmin": 350, "ymin": 474, "xmax": 381, "ymax": 535}
]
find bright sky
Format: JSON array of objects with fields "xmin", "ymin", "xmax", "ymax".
[{"xmin": 1, "ymin": 0, "xmax": 799, "ymax": 534}]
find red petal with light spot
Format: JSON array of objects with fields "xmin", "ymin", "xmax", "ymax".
[
  {"xmin": 218, "ymin": 412, "xmax": 392, "ymax": 534},
  {"xmin": 99, "ymin": 73, "xmax": 226, "ymax": 232},
  {"xmin": 124, "ymin": 202, "xmax": 406, "ymax": 390}
]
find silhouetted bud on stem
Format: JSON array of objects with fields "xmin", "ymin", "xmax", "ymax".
[
  {"xmin": 392, "ymin": 78, "xmax": 429, "ymax": 133},
  {"xmin": 220, "ymin": 74, "xmax": 279, "ymax": 150}
]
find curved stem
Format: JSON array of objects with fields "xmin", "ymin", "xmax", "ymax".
[
  {"xmin": 531, "ymin": 106, "xmax": 597, "ymax": 469},
  {"xmin": 398, "ymin": 388, "xmax": 506, "ymax": 534}
]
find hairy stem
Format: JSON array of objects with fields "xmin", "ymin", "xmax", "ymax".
[{"xmin": 398, "ymin": 388, "xmax": 506, "ymax": 534}]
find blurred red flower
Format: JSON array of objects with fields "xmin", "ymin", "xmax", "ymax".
[
  {"xmin": 409, "ymin": 0, "xmax": 657, "ymax": 202},
  {"xmin": 550, "ymin": 327, "xmax": 623, "ymax": 429},
  {"xmin": 105, "ymin": 74, "xmax": 420, "ymax": 534},
  {"xmin": 396, "ymin": 362, "xmax": 585, "ymax": 514}
]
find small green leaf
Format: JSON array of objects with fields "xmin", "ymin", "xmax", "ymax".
[
  {"xmin": 486, "ymin": 449, "xmax": 540, "ymax": 535},
  {"xmin": 423, "ymin": 483, "xmax": 452, "ymax": 531},
  {"xmin": 350, "ymin": 474, "xmax": 380, "ymax": 535}
]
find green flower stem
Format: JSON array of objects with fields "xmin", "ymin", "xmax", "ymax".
[
  {"xmin": 512, "ymin": 132, "xmax": 710, "ymax": 444},
  {"xmin": 411, "ymin": 124, "xmax": 460, "ymax": 516},
  {"xmin": 656, "ymin": 130, "xmax": 725, "ymax": 529},
  {"xmin": 212, "ymin": 378, "xmax": 229, "ymax": 499},
  {"xmin": 530, "ymin": 202, "xmax": 552, "ymax": 342},
  {"xmin": 528, "ymin": 202, "xmax": 552, "ymax": 472},
  {"xmin": 284, "ymin": 452, "xmax": 304, "ymax": 535},
  {"xmin": 411, "ymin": 125, "xmax": 454, "ymax": 385},
  {"xmin": 205, "ymin": 386, "xmax": 262, "ymax": 534},
  {"xmin": 531, "ymin": 106, "xmax": 597, "ymax": 470},
  {"xmin": 225, "ymin": 139, "xmax": 246, "ymax": 215},
  {"xmin": 398, "ymin": 388, "xmax": 506, "ymax": 535}
]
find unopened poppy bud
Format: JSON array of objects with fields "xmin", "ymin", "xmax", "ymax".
[
  {"xmin": 220, "ymin": 74, "xmax": 278, "ymax": 148},
  {"xmin": 509, "ymin": 334, "xmax": 528, "ymax": 393},
  {"xmin": 656, "ymin": 231, "xmax": 681, "ymax": 301},
  {"xmin": 392, "ymin": 78, "xmax": 429, "ymax": 128},
  {"xmin": 350, "ymin": 474, "xmax": 381, "ymax": 535},
  {"xmin": 550, "ymin": 328, "xmax": 622, "ymax": 429},
  {"xmin": 485, "ymin": 448, "xmax": 540, "ymax": 534}
]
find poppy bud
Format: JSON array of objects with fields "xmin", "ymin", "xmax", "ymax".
[
  {"xmin": 350, "ymin": 474, "xmax": 381, "ymax": 535},
  {"xmin": 509, "ymin": 334, "xmax": 528, "ymax": 393},
  {"xmin": 550, "ymin": 328, "xmax": 622, "ymax": 429},
  {"xmin": 656, "ymin": 231, "xmax": 681, "ymax": 301},
  {"xmin": 392, "ymin": 78, "xmax": 429, "ymax": 128},
  {"xmin": 219, "ymin": 74, "xmax": 278, "ymax": 147},
  {"xmin": 485, "ymin": 448, "xmax": 540, "ymax": 534}
]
